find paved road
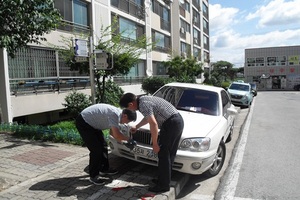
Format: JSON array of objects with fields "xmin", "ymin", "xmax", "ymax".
[{"xmin": 216, "ymin": 91, "xmax": 300, "ymax": 200}]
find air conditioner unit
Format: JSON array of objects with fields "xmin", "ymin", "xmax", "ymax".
[
  {"xmin": 180, "ymin": 27, "xmax": 185, "ymax": 33},
  {"xmin": 181, "ymin": 52, "xmax": 187, "ymax": 58}
]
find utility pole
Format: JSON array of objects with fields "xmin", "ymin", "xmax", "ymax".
[{"xmin": 89, "ymin": 35, "xmax": 96, "ymax": 104}]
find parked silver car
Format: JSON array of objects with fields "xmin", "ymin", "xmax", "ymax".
[
  {"xmin": 109, "ymin": 83, "xmax": 237, "ymax": 176},
  {"xmin": 227, "ymin": 82, "xmax": 254, "ymax": 108}
]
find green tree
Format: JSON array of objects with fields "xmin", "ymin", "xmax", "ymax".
[
  {"xmin": 0, "ymin": 0, "xmax": 61, "ymax": 58},
  {"xmin": 210, "ymin": 60, "xmax": 235, "ymax": 86},
  {"xmin": 163, "ymin": 56, "xmax": 203, "ymax": 83}
]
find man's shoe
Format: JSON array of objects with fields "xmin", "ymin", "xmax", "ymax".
[
  {"xmin": 148, "ymin": 185, "xmax": 170, "ymax": 193},
  {"xmin": 99, "ymin": 169, "xmax": 118, "ymax": 176},
  {"xmin": 89, "ymin": 176, "xmax": 105, "ymax": 186}
]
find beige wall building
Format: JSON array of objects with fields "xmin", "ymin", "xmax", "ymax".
[
  {"xmin": 0, "ymin": 0, "xmax": 210, "ymax": 123},
  {"xmin": 244, "ymin": 45, "xmax": 300, "ymax": 90}
]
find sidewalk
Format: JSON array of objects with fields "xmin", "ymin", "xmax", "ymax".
[{"xmin": 0, "ymin": 132, "xmax": 185, "ymax": 200}]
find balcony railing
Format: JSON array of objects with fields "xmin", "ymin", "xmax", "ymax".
[
  {"xmin": 10, "ymin": 77, "xmax": 90, "ymax": 96},
  {"xmin": 57, "ymin": 20, "xmax": 90, "ymax": 35},
  {"xmin": 111, "ymin": 0, "xmax": 145, "ymax": 20}
]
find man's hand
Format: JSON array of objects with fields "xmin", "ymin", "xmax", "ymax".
[
  {"xmin": 123, "ymin": 139, "xmax": 137, "ymax": 150},
  {"xmin": 130, "ymin": 125, "xmax": 137, "ymax": 133},
  {"xmin": 152, "ymin": 143, "xmax": 160, "ymax": 153}
]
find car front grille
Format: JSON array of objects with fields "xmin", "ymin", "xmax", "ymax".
[
  {"xmin": 132, "ymin": 129, "xmax": 158, "ymax": 145},
  {"xmin": 230, "ymin": 94, "xmax": 243, "ymax": 99}
]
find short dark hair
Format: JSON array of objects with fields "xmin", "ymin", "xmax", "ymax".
[
  {"xmin": 122, "ymin": 109, "xmax": 137, "ymax": 121},
  {"xmin": 119, "ymin": 93, "xmax": 136, "ymax": 108}
]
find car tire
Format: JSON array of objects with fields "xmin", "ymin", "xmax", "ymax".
[
  {"xmin": 226, "ymin": 121, "xmax": 234, "ymax": 143},
  {"xmin": 204, "ymin": 140, "xmax": 226, "ymax": 177}
]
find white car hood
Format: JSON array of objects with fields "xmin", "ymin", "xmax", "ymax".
[
  {"xmin": 134, "ymin": 111, "xmax": 221, "ymax": 138},
  {"xmin": 179, "ymin": 111, "xmax": 221, "ymax": 138},
  {"xmin": 228, "ymin": 89, "xmax": 247, "ymax": 96}
]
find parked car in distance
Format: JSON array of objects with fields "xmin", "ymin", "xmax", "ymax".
[
  {"xmin": 227, "ymin": 82, "xmax": 253, "ymax": 108},
  {"xmin": 109, "ymin": 82, "xmax": 237, "ymax": 177},
  {"xmin": 294, "ymin": 84, "xmax": 300, "ymax": 91},
  {"xmin": 250, "ymin": 82, "xmax": 258, "ymax": 96}
]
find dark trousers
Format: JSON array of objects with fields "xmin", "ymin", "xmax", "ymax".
[
  {"xmin": 157, "ymin": 113, "xmax": 184, "ymax": 188},
  {"xmin": 75, "ymin": 114, "xmax": 109, "ymax": 178}
]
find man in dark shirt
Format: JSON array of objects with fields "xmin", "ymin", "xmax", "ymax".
[{"xmin": 119, "ymin": 93, "xmax": 184, "ymax": 193}]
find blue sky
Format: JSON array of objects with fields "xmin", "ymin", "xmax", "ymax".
[{"xmin": 209, "ymin": 0, "xmax": 300, "ymax": 67}]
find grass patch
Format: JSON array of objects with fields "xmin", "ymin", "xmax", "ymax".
[{"xmin": 0, "ymin": 121, "xmax": 110, "ymax": 146}]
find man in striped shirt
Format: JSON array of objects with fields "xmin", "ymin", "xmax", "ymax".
[
  {"xmin": 119, "ymin": 93, "xmax": 184, "ymax": 193},
  {"xmin": 75, "ymin": 103, "xmax": 137, "ymax": 185}
]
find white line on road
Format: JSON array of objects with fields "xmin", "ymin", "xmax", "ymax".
[{"xmin": 219, "ymin": 100, "xmax": 255, "ymax": 200}]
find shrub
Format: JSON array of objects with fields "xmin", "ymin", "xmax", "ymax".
[
  {"xmin": 142, "ymin": 76, "xmax": 171, "ymax": 94},
  {"xmin": 63, "ymin": 90, "xmax": 92, "ymax": 116},
  {"xmin": 96, "ymin": 80, "xmax": 124, "ymax": 107}
]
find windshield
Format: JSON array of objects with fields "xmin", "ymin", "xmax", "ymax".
[
  {"xmin": 154, "ymin": 86, "xmax": 219, "ymax": 116},
  {"xmin": 229, "ymin": 83, "xmax": 250, "ymax": 91}
]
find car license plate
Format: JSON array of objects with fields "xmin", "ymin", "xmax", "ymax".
[{"xmin": 133, "ymin": 146, "xmax": 158, "ymax": 159}]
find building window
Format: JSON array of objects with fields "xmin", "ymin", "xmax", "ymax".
[
  {"xmin": 113, "ymin": 15, "xmax": 145, "ymax": 43},
  {"xmin": 203, "ymin": 19, "xmax": 209, "ymax": 34},
  {"xmin": 267, "ymin": 57, "xmax": 276, "ymax": 66},
  {"xmin": 126, "ymin": 61, "xmax": 145, "ymax": 77},
  {"xmin": 278, "ymin": 56, "xmax": 286, "ymax": 66},
  {"xmin": 204, "ymin": 51, "xmax": 209, "ymax": 62},
  {"xmin": 255, "ymin": 57, "xmax": 264, "ymax": 66},
  {"xmin": 180, "ymin": 19, "xmax": 190, "ymax": 33},
  {"xmin": 193, "ymin": 47, "xmax": 201, "ymax": 61},
  {"xmin": 192, "ymin": 9, "xmax": 200, "ymax": 29},
  {"xmin": 203, "ymin": 35, "xmax": 209, "ymax": 50},
  {"xmin": 54, "ymin": 0, "xmax": 90, "ymax": 34},
  {"xmin": 202, "ymin": 2, "xmax": 208, "ymax": 18},
  {"xmin": 111, "ymin": 0, "xmax": 145, "ymax": 19},
  {"xmin": 152, "ymin": 30, "xmax": 171, "ymax": 53},
  {"xmin": 152, "ymin": 1, "xmax": 170, "ymax": 31},
  {"xmin": 153, "ymin": 61, "xmax": 167, "ymax": 75},
  {"xmin": 247, "ymin": 58, "xmax": 255, "ymax": 66},
  {"xmin": 180, "ymin": 0, "xmax": 190, "ymax": 13},
  {"xmin": 193, "ymin": 28, "xmax": 200, "ymax": 45},
  {"xmin": 192, "ymin": 0, "xmax": 201, "ymax": 11},
  {"xmin": 288, "ymin": 55, "xmax": 299, "ymax": 65},
  {"xmin": 181, "ymin": 42, "xmax": 191, "ymax": 56},
  {"xmin": 120, "ymin": 18, "xmax": 137, "ymax": 40}
]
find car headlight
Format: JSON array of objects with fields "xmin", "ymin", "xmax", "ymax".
[{"xmin": 179, "ymin": 138, "xmax": 211, "ymax": 152}]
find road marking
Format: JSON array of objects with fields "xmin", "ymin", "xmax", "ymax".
[{"xmin": 219, "ymin": 100, "xmax": 256, "ymax": 200}]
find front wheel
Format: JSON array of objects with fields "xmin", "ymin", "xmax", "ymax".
[{"xmin": 204, "ymin": 141, "xmax": 226, "ymax": 177}]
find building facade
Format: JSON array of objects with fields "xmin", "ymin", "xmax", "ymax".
[
  {"xmin": 244, "ymin": 46, "xmax": 300, "ymax": 90},
  {"xmin": 0, "ymin": 0, "xmax": 210, "ymax": 123}
]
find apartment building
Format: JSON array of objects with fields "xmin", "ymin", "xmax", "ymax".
[
  {"xmin": 244, "ymin": 46, "xmax": 300, "ymax": 90},
  {"xmin": 0, "ymin": 0, "xmax": 209, "ymax": 123}
]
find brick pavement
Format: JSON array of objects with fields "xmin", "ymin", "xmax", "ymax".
[{"xmin": 0, "ymin": 133, "xmax": 179, "ymax": 200}]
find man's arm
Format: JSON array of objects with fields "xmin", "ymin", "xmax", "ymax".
[
  {"xmin": 110, "ymin": 127, "xmax": 129, "ymax": 142},
  {"xmin": 147, "ymin": 115, "xmax": 160, "ymax": 153},
  {"xmin": 130, "ymin": 117, "xmax": 149, "ymax": 133}
]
